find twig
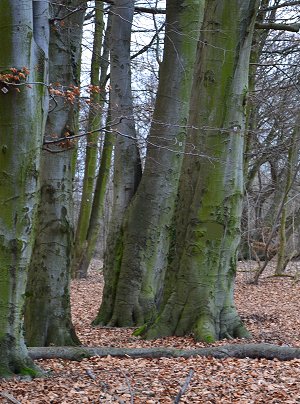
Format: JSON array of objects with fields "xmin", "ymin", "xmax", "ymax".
[
  {"xmin": 0, "ymin": 392, "xmax": 22, "ymax": 404},
  {"xmin": 86, "ymin": 368, "xmax": 97, "ymax": 380},
  {"xmin": 174, "ymin": 369, "xmax": 194, "ymax": 404},
  {"xmin": 119, "ymin": 368, "xmax": 134, "ymax": 404}
]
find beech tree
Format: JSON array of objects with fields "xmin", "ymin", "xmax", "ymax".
[
  {"xmin": 94, "ymin": 0, "xmax": 205, "ymax": 326},
  {"xmin": 97, "ymin": 0, "xmax": 142, "ymax": 301},
  {"xmin": 24, "ymin": 1, "xmax": 86, "ymax": 346},
  {"xmin": 0, "ymin": 0, "xmax": 49, "ymax": 376},
  {"xmin": 139, "ymin": 0, "xmax": 260, "ymax": 341}
]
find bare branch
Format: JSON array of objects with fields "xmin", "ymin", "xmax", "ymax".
[
  {"xmin": 255, "ymin": 22, "xmax": 300, "ymax": 32},
  {"xmin": 96, "ymin": 0, "xmax": 166, "ymax": 14},
  {"xmin": 259, "ymin": 0, "xmax": 300, "ymax": 12}
]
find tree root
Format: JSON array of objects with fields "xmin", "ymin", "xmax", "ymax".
[{"xmin": 28, "ymin": 343, "xmax": 300, "ymax": 362}]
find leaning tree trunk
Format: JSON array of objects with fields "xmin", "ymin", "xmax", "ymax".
[
  {"xmin": 0, "ymin": 0, "xmax": 49, "ymax": 376},
  {"xmin": 72, "ymin": 3, "xmax": 107, "ymax": 278},
  {"xmin": 24, "ymin": 1, "xmax": 85, "ymax": 347},
  {"xmin": 140, "ymin": 0, "xmax": 259, "ymax": 342},
  {"xmin": 93, "ymin": 0, "xmax": 205, "ymax": 327},
  {"xmin": 77, "ymin": 105, "xmax": 114, "ymax": 277},
  {"xmin": 93, "ymin": 0, "xmax": 142, "ymax": 312},
  {"xmin": 73, "ymin": 11, "xmax": 112, "ymax": 279}
]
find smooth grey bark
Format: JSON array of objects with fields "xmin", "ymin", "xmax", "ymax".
[
  {"xmin": 141, "ymin": 0, "xmax": 259, "ymax": 342},
  {"xmin": 24, "ymin": 1, "xmax": 85, "ymax": 347},
  {"xmin": 95, "ymin": 0, "xmax": 142, "ymax": 317},
  {"xmin": 0, "ymin": 0, "xmax": 49, "ymax": 377},
  {"xmin": 94, "ymin": 0, "xmax": 205, "ymax": 326},
  {"xmin": 109, "ymin": 0, "xmax": 142, "ymax": 219}
]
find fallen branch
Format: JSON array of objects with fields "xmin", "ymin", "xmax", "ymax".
[{"xmin": 28, "ymin": 343, "xmax": 300, "ymax": 362}]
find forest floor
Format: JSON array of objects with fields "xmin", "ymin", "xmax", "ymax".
[{"xmin": 2, "ymin": 260, "xmax": 300, "ymax": 403}]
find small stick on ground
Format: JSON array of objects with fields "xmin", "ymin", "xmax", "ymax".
[
  {"xmin": 0, "ymin": 391, "xmax": 22, "ymax": 404},
  {"xmin": 119, "ymin": 368, "xmax": 134, "ymax": 404},
  {"xmin": 174, "ymin": 369, "xmax": 194, "ymax": 403}
]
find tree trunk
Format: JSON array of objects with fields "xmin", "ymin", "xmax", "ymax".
[
  {"xmin": 77, "ymin": 106, "xmax": 114, "ymax": 278},
  {"xmin": 0, "ymin": 0, "xmax": 49, "ymax": 377},
  {"xmin": 94, "ymin": 0, "xmax": 205, "ymax": 326},
  {"xmin": 140, "ymin": 0, "xmax": 259, "ymax": 342},
  {"xmin": 74, "ymin": 11, "xmax": 112, "ymax": 279},
  {"xmin": 24, "ymin": 1, "xmax": 85, "ymax": 347},
  {"xmin": 275, "ymin": 113, "xmax": 300, "ymax": 274},
  {"xmin": 93, "ymin": 0, "xmax": 142, "ymax": 314},
  {"xmin": 73, "ymin": 3, "xmax": 108, "ymax": 278}
]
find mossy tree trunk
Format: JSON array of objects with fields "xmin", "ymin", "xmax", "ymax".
[
  {"xmin": 0, "ymin": 0, "xmax": 49, "ymax": 377},
  {"xmin": 93, "ymin": 0, "xmax": 205, "ymax": 327},
  {"xmin": 140, "ymin": 0, "xmax": 259, "ymax": 342},
  {"xmin": 73, "ymin": 3, "xmax": 110, "ymax": 278},
  {"xmin": 77, "ymin": 104, "xmax": 114, "ymax": 278},
  {"xmin": 24, "ymin": 1, "xmax": 86, "ymax": 347}
]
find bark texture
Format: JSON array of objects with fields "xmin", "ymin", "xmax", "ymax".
[
  {"xmin": 28, "ymin": 343, "xmax": 300, "ymax": 362},
  {"xmin": 140, "ymin": 0, "xmax": 260, "ymax": 342},
  {"xmin": 0, "ymin": 0, "xmax": 49, "ymax": 376},
  {"xmin": 94, "ymin": 0, "xmax": 205, "ymax": 326},
  {"xmin": 93, "ymin": 0, "xmax": 142, "ymax": 322},
  {"xmin": 24, "ymin": 1, "xmax": 85, "ymax": 347},
  {"xmin": 78, "ymin": 106, "xmax": 114, "ymax": 277}
]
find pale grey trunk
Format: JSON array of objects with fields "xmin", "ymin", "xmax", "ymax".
[
  {"xmin": 94, "ymin": 0, "xmax": 205, "ymax": 326},
  {"xmin": 24, "ymin": 1, "xmax": 85, "ymax": 347},
  {"xmin": 97, "ymin": 0, "xmax": 142, "ymax": 316},
  {"xmin": 0, "ymin": 0, "xmax": 49, "ymax": 376}
]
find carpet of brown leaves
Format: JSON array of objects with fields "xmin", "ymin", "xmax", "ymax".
[{"xmin": 1, "ymin": 260, "xmax": 300, "ymax": 403}]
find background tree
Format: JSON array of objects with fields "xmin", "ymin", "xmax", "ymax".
[
  {"xmin": 72, "ymin": 2, "xmax": 109, "ymax": 278},
  {"xmin": 74, "ymin": 8, "xmax": 114, "ymax": 278},
  {"xmin": 97, "ymin": 0, "xmax": 142, "ymax": 305},
  {"xmin": 240, "ymin": 1, "xmax": 300, "ymax": 280},
  {"xmin": 0, "ymin": 0, "xmax": 49, "ymax": 376}
]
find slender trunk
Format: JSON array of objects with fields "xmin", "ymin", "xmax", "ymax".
[
  {"xmin": 94, "ymin": 0, "xmax": 205, "ymax": 326},
  {"xmin": 73, "ymin": 3, "xmax": 106, "ymax": 277},
  {"xmin": 141, "ymin": 0, "xmax": 259, "ymax": 342},
  {"xmin": 24, "ymin": 1, "xmax": 85, "ymax": 347},
  {"xmin": 76, "ymin": 106, "xmax": 114, "ymax": 278},
  {"xmin": 0, "ymin": 0, "xmax": 49, "ymax": 376},
  {"xmin": 243, "ymin": 0, "xmax": 273, "ymax": 182},
  {"xmin": 276, "ymin": 114, "xmax": 300, "ymax": 274}
]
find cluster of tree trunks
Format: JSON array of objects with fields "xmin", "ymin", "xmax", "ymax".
[
  {"xmin": 96, "ymin": 0, "xmax": 259, "ymax": 342},
  {"xmin": 0, "ymin": 0, "xmax": 299, "ymax": 378}
]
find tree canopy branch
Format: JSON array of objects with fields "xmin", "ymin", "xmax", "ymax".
[{"xmin": 255, "ymin": 22, "xmax": 300, "ymax": 32}]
